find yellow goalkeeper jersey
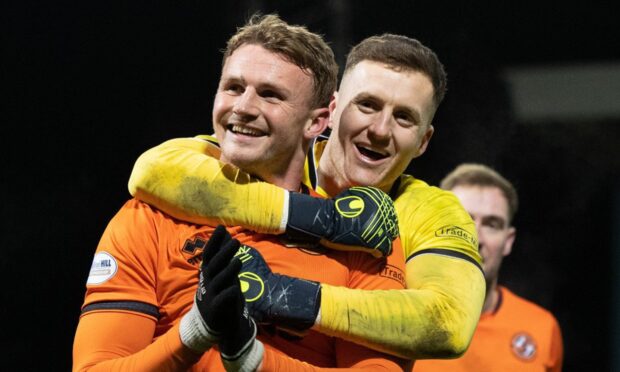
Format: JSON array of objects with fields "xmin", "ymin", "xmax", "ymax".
[
  {"xmin": 128, "ymin": 134, "xmax": 485, "ymax": 360},
  {"xmin": 305, "ymin": 138, "xmax": 480, "ymax": 267}
]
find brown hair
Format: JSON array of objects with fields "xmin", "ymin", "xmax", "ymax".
[
  {"xmin": 440, "ymin": 163, "xmax": 519, "ymax": 223},
  {"xmin": 344, "ymin": 34, "xmax": 447, "ymax": 109},
  {"xmin": 223, "ymin": 14, "xmax": 338, "ymax": 108}
]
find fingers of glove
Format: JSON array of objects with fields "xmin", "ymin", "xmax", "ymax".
[
  {"xmin": 206, "ymin": 257, "xmax": 242, "ymax": 297},
  {"xmin": 205, "ymin": 282, "xmax": 244, "ymax": 333},
  {"xmin": 205, "ymin": 238, "xmax": 240, "ymax": 280},
  {"xmin": 342, "ymin": 186, "xmax": 399, "ymax": 245},
  {"xmin": 201, "ymin": 225, "xmax": 233, "ymax": 270},
  {"xmin": 215, "ymin": 286, "xmax": 257, "ymax": 359},
  {"xmin": 352, "ymin": 186, "xmax": 398, "ymax": 225}
]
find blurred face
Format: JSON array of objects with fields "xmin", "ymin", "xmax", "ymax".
[
  {"xmin": 321, "ymin": 60, "xmax": 435, "ymax": 193},
  {"xmin": 213, "ymin": 44, "xmax": 327, "ymax": 188},
  {"xmin": 451, "ymin": 185, "xmax": 516, "ymax": 285}
]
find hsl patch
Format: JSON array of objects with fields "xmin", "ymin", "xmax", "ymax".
[{"xmin": 87, "ymin": 251, "xmax": 118, "ymax": 285}]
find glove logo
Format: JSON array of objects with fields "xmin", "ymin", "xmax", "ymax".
[
  {"xmin": 238, "ymin": 271, "xmax": 264, "ymax": 302},
  {"xmin": 335, "ymin": 196, "xmax": 365, "ymax": 218}
]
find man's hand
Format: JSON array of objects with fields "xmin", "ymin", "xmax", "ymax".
[
  {"xmin": 176, "ymin": 227, "xmax": 240, "ymax": 349},
  {"xmin": 285, "ymin": 186, "xmax": 399, "ymax": 257},
  {"xmin": 215, "ymin": 276, "xmax": 264, "ymax": 372},
  {"xmin": 235, "ymin": 243, "xmax": 321, "ymax": 333},
  {"xmin": 179, "ymin": 225, "xmax": 238, "ymax": 352},
  {"xmin": 179, "ymin": 225, "xmax": 264, "ymax": 370}
]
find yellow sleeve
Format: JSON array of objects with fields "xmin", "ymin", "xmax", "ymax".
[
  {"xmin": 316, "ymin": 176, "xmax": 485, "ymax": 360},
  {"xmin": 394, "ymin": 176, "xmax": 481, "ymax": 264},
  {"xmin": 128, "ymin": 136, "xmax": 287, "ymax": 234},
  {"xmin": 317, "ymin": 254, "xmax": 485, "ymax": 359}
]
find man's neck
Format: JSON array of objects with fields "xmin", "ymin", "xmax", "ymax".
[
  {"xmin": 257, "ymin": 170, "xmax": 303, "ymax": 192},
  {"xmin": 316, "ymin": 146, "xmax": 350, "ymax": 197},
  {"xmin": 228, "ymin": 146, "xmax": 307, "ymax": 192},
  {"xmin": 482, "ymin": 280, "xmax": 500, "ymax": 314},
  {"xmin": 316, "ymin": 171, "xmax": 343, "ymax": 197}
]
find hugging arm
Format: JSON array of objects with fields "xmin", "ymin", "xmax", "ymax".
[{"xmin": 129, "ymin": 136, "xmax": 397, "ymax": 257}]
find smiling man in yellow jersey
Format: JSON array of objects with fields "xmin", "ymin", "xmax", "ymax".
[{"xmin": 129, "ymin": 33, "xmax": 486, "ymax": 360}]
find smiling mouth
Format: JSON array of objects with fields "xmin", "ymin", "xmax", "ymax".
[
  {"xmin": 227, "ymin": 124, "xmax": 266, "ymax": 137},
  {"xmin": 356, "ymin": 145, "xmax": 388, "ymax": 161}
]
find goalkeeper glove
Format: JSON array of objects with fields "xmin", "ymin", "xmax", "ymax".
[
  {"xmin": 179, "ymin": 225, "xmax": 264, "ymax": 369},
  {"xmin": 216, "ymin": 275, "xmax": 264, "ymax": 372},
  {"xmin": 285, "ymin": 186, "xmax": 399, "ymax": 258},
  {"xmin": 235, "ymin": 243, "xmax": 321, "ymax": 332}
]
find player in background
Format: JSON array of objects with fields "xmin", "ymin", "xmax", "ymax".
[
  {"xmin": 415, "ymin": 163, "xmax": 563, "ymax": 371},
  {"xmin": 73, "ymin": 14, "xmax": 408, "ymax": 371},
  {"xmin": 128, "ymin": 32, "xmax": 486, "ymax": 359}
]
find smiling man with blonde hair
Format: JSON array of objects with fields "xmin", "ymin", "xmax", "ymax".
[{"xmin": 124, "ymin": 29, "xmax": 487, "ymax": 365}]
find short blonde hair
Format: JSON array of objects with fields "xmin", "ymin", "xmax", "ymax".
[
  {"xmin": 440, "ymin": 163, "xmax": 519, "ymax": 223},
  {"xmin": 223, "ymin": 14, "xmax": 338, "ymax": 109}
]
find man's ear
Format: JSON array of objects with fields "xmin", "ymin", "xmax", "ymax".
[
  {"xmin": 304, "ymin": 106, "xmax": 330, "ymax": 140},
  {"xmin": 416, "ymin": 124, "xmax": 435, "ymax": 156},
  {"xmin": 503, "ymin": 226, "xmax": 516, "ymax": 257},
  {"xmin": 327, "ymin": 92, "xmax": 338, "ymax": 129}
]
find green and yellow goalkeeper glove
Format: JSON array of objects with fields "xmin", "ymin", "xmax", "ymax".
[
  {"xmin": 285, "ymin": 186, "xmax": 399, "ymax": 258},
  {"xmin": 235, "ymin": 243, "xmax": 321, "ymax": 333}
]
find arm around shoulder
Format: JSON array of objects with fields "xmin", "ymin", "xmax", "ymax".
[
  {"xmin": 317, "ymin": 254, "xmax": 485, "ymax": 359},
  {"xmin": 128, "ymin": 136, "xmax": 287, "ymax": 233}
]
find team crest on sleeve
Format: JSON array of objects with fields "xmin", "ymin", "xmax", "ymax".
[
  {"xmin": 87, "ymin": 251, "xmax": 118, "ymax": 285},
  {"xmin": 511, "ymin": 332, "xmax": 537, "ymax": 361}
]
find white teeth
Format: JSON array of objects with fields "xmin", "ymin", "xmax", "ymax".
[
  {"xmin": 360, "ymin": 145, "xmax": 386, "ymax": 156},
  {"xmin": 230, "ymin": 125, "xmax": 264, "ymax": 136}
]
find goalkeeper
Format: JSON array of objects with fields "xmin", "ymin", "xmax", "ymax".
[
  {"xmin": 129, "ymin": 33, "xmax": 485, "ymax": 359},
  {"xmin": 73, "ymin": 14, "xmax": 407, "ymax": 371}
]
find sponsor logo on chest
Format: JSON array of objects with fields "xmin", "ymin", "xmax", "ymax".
[{"xmin": 181, "ymin": 236, "xmax": 208, "ymax": 265}]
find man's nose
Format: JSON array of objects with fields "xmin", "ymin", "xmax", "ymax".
[
  {"xmin": 367, "ymin": 112, "xmax": 392, "ymax": 141},
  {"xmin": 232, "ymin": 88, "xmax": 260, "ymax": 118}
]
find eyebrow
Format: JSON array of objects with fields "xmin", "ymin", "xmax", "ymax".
[
  {"xmin": 395, "ymin": 105, "xmax": 421, "ymax": 124},
  {"xmin": 220, "ymin": 75, "xmax": 292, "ymax": 97},
  {"xmin": 354, "ymin": 92, "xmax": 422, "ymax": 124},
  {"xmin": 221, "ymin": 73, "xmax": 246, "ymax": 85},
  {"xmin": 481, "ymin": 215, "xmax": 507, "ymax": 228},
  {"xmin": 258, "ymin": 81, "xmax": 291, "ymax": 97}
]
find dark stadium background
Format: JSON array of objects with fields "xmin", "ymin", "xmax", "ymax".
[{"xmin": 4, "ymin": 1, "xmax": 619, "ymax": 370}]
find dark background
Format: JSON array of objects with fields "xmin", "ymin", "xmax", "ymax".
[{"xmin": 4, "ymin": 1, "xmax": 619, "ymax": 370}]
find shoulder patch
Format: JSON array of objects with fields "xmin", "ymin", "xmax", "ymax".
[
  {"xmin": 435, "ymin": 225, "xmax": 478, "ymax": 247},
  {"xmin": 87, "ymin": 251, "xmax": 118, "ymax": 285}
]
